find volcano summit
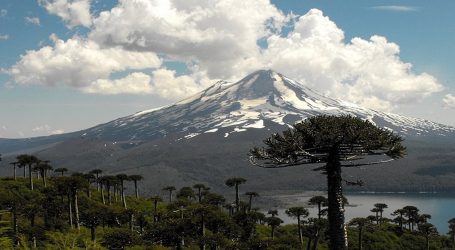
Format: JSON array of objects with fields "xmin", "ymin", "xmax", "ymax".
[{"xmin": 1, "ymin": 70, "xmax": 455, "ymax": 193}]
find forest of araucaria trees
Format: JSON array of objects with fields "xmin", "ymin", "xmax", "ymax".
[{"xmin": 0, "ymin": 154, "xmax": 454, "ymax": 249}]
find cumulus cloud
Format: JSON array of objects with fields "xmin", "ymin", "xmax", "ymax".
[
  {"xmin": 31, "ymin": 124, "xmax": 65, "ymax": 135},
  {"xmin": 443, "ymin": 94, "xmax": 455, "ymax": 109},
  {"xmin": 89, "ymin": 0, "xmax": 288, "ymax": 79},
  {"xmin": 82, "ymin": 72, "xmax": 153, "ymax": 95},
  {"xmin": 39, "ymin": 0, "xmax": 92, "ymax": 28},
  {"xmin": 8, "ymin": 2, "xmax": 444, "ymax": 109},
  {"xmin": 9, "ymin": 34, "xmax": 161, "ymax": 90},
  {"xmin": 371, "ymin": 5, "xmax": 419, "ymax": 12},
  {"xmin": 25, "ymin": 16, "xmax": 41, "ymax": 26},
  {"xmin": 0, "ymin": 34, "xmax": 9, "ymax": 40},
  {"xmin": 260, "ymin": 9, "xmax": 442, "ymax": 111},
  {"xmin": 0, "ymin": 9, "xmax": 7, "ymax": 17}
]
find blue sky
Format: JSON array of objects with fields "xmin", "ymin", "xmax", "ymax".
[{"xmin": 1, "ymin": 0, "xmax": 455, "ymax": 138}]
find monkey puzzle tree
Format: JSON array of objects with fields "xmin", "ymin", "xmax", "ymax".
[
  {"xmin": 225, "ymin": 177, "xmax": 246, "ymax": 213},
  {"xmin": 285, "ymin": 206, "xmax": 309, "ymax": 246},
  {"xmin": 163, "ymin": 186, "xmax": 176, "ymax": 203},
  {"xmin": 193, "ymin": 183, "xmax": 209, "ymax": 203},
  {"xmin": 17, "ymin": 154, "xmax": 39, "ymax": 190},
  {"xmin": 9, "ymin": 161, "xmax": 19, "ymax": 180},
  {"xmin": 128, "ymin": 174, "xmax": 143, "ymax": 199},
  {"xmin": 249, "ymin": 115, "xmax": 405, "ymax": 249},
  {"xmin": 244, "ymin": 191, "xmax": 259, "ymax": 211},
  {"xmin": 54, "ymin": 167, "xmax": 68, "ymax": 177},
  {"xmin": 308, "ymin": 196, "xmax": 328, "ymax": 219},
  {"xmin": 348, "ymin": 217, "xmax": 371, "ymax": 250},
  {"xmin": 373, "ymin": 203, "xmax": 388, "ymax": 224}
]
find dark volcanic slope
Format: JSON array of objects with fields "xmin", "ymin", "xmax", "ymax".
[{"xmin": 1, "ymin": 70, "xmax": 455, "ymax": 194}]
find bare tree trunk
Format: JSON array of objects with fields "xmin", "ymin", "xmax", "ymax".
[
  {"xmin": 13, "ymin": 164, "xmax": 16, "ymax": 180},
  {"xmin": 359, "ymin": 227, "xmax": 363, "ymax": 250},
  {"xmin": 326, "ymin": 152, "xmax": 347, "ymax": 250},
  {"xmin": 134, "ymin": 180, "xmax": 139, "ymax": 198},
  {"xmin": 74, "ymin": 192, "xmax": 80, "ymax": 230},
  {"xmin": 101, "ymin": 184, "xmax": 105, "ymax": 205},
  {"xmin": 91, "ymin": 226, "xmax": 96, "ymax": 242},
  {"xmin": 28, "ymin": 165, "xmax": 33, "ymax": 190},
  {"xmin": 297, "ymin": 216, "xmax": 303, "ymax": 246},
  {"xmin": 122, "ymin": 183, "xmax": 127, "ymax": 209},
  {"xmin": 235, "ymin": 184, "xmax": 239, "ymax": 213},
  {"xmin": 68, "ymin": 193, "xmax": 73, "ymax": 229}
]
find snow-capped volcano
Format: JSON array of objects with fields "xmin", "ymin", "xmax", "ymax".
[
  {"xmin": 2, "ymin": 70, "xmax": 455, "ymax": 193},
  {"xmin": 85, "ymin": 69, "xmax": 455, "ymax": 141}
]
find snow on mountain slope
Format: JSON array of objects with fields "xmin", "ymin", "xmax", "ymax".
[{"xmin": 84, "ymin": 69, "xmax": 455, "ymax": 141}]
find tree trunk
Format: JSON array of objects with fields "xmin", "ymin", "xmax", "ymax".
[
  {"xmin": 248, "ymin": 195, "xmax": 253, "ymax": 212},
  {"xmin": 74, "ymin": 192, "xmax": 80, "ymax": 230},
  {"xmin": 318, "ymin": 203, "xmax": 321, "ymax": 219},
  {"xmin": 68, "ymin": 193, "xmax": 73, "ymax": 229},
  {"xmin": 312, "ymin": 228, "xmax": 320, "ymax": 250},
  {"xmin": 42, "ymin": 171, "xmax": 47, "ymax": 187},
  {"xmin": 107, "ymin": 185, "xmax": 112, "ymax": 205},
  {"xmin": 297, "ymin": 216, "xmax": 303, "ymax": 246},
  {"xmin": 359, "ymin": 227, "xmax": 363, "ymax": 250},
  {"xmin": 28, "ymin": 164, "xmax": 33, "ymax": 190},
  {"xmin": 96, "ymin": 174, "xmax": 100, "ymax": 191},
  {"xmin": 13, "ymin": 164, "xmax": 16, "ymax": 180},
  {"xmin": 134, "ymin": 180, "xmax": 139, "ymax": 198},
  {"xmin": 114, "ymin": 184, "xmax": 118, "ymax": 202},
  {"xmin": 426, "ymin": 235, "xmax": 429, "ymax": 250},
  {"xmin": 235, "ymin": 184, "xmax": 239, "ymax": 213},
  {"xmin": 153, "ymin": 200, "xmax": 158, "ymax": 222},
  {"xmin": 271, "ymin": 226, "xmax": 275, "ymax": 240},
  {"xmin": 326, "ymin": 152, "xmax": 347, "ymax": 250},
  {"xmin": 23, "ymin": 166, "xmax": 26, "ymax": 178},
  {"xmin": 169, "ymin": 190, "xmax": 173, "ymax": 203},
  {"xmin": 101, "ymin": 184, "xmax": 105, "ymax": 205},
  {"xmin": 91, "ymin": 226, "xmax": 96, "ymax": 241},
  {"xmin": 122, "ymin": 184, "xmax": 127, "ymax": 209},
  {"xmin": 129, "ymin": 213, "xmax": 134, "ymax": 232},
  {"xmin": 306, "ymin": 237, "xmax": 312, "ymax": 250},
  {"xmin": 198, "ymin": 188, "xmax": 202, "ymax": 203},
  {"xmin": 200, "ymin": 213, "xmax": 206, "ymax": 250}
]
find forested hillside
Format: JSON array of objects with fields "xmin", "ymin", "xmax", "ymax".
[{"xmin": 0, "ymin": 154, "xmax": 454, "ymax": 249}]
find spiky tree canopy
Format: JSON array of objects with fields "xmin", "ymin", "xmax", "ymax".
[
  {"xmin": 225, "ymin": 177, "xmax": 246, "ymax": 187},
  {"xmin": 250, "ymin": 115, "xmax": 406, "ymax": 169},
  {"xmin": 285, "ymin": 207, "xmax": 309, "ymax": 219}
]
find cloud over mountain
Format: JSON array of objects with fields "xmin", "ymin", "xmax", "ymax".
[{"xmin": 8, "ymin": 1, "xmax": 444, "ymax": 111}]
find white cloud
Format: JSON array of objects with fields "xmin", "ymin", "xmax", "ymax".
[
  {"xmin": 150, "ymin": 68, "xmax": 208, "ymax": 99},
  {"xmin": 31, "ymin": 125, "xmax": 65, "ymax": 135},
  {"xmin": 82, "ymin": 72, "xmax": 153, "ymax": 95},
  {"xmin": 9, "ymin": 35, "xmax": 161, "ymax": 88},
  {"xmin": 260, "ymin": 9, "xmax": 442, "ymax": 111},
  {"xmin": 0, "ymin": 9, "xmax": 7, "ymax": 17},
  {"xmin": 50, "ymin": 129, "xmax": 65, "ymax": 135},
  {"xmin": 0, "ymin": 34, "xmax": 9, "ymax": 40},
  {"xmin": 8, "ymin": 3, "xmax": 443, "ymax": 110},
  {"xmin": 39, "ymin": 0, "xmax": 92, "ymax": 28},
  {"xmin": 443, "ymin": 94, "xmax": 455, "ymax": 109},
  {"xmin": 32, "ymin": 124, "xmax": 51, "ymax": 132},
  {"xmin": 25, "ymin": 16, "xmax": 41, "ymax": 26},
  {"xmin": 89, "ymin": 0, "xmax": 288, "ymax": 79},
  {"xmin": 371, "ymin": 5, "xmax": 419, "ymax": 12}
]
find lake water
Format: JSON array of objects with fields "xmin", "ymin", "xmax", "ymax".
[{"xmin": 273, "ymin": 192, "xmax": 455, "ymax": 234}]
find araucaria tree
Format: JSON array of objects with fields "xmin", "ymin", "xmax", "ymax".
[
  {"xmin": 249, "ymin": 115, "xmax": 406, "ymax": 249},
  {"xmin": 225, "ymin": 177, "xmax": 246, "ymax": 213}
]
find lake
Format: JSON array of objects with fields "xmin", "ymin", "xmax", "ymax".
[{"xmin": 272, "ymin": 192, "xmax": 455, "ymax": 234}]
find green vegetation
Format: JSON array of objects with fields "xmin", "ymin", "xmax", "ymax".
[
  {"xmin": 0, "ymin": 154, "xmax": 454, "ymax": 249},
  {"xmin": 250, "ymin": 115, "xmax": 406, "ymax": 249}
]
